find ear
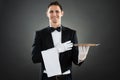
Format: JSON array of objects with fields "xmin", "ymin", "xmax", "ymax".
[
  {"xmin": 61, "ymin": 11, "xmax": 64, "ymax": 17},
  {"xmin": 46, "ymin": 11, "xmax": 49, "ymax": 18},
  {"xmin": 46, "ymin": 10, "xmax": 49, "ymax": 17}
]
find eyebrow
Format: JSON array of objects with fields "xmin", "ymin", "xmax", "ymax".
[{"xmin": 49, "ymin": 10, "xmax": 60, "ymax": 12}]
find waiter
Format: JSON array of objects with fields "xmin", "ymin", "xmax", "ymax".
[{"xmin": 32, "ymin": 1, "xmax": 89, "ymax": 80}]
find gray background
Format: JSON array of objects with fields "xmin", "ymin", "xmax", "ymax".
[{"xmin": 0, "ymin": 0, "xmax": 120, "ymax": 80}]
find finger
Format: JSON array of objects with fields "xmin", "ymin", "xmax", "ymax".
[
  {"xmin": 86, "ymin": 46, "xmax": 90, "ymax": 53},
  {"xmin": 69, "ymin": 43, "xmax": 73, "ymax": 46},
  {"xmin": 67, "ymin": 47, "xmax": 72, "ymax": 50},
  {"xmin": 82, "ymin": 46, "xmax": 86, "ymax": 53},
  {"xmin": 67, "ymin": 43, "xmax": 73, "ymax": 47},
  {"xmin": 79, "ymin": 46, "xmax": 82, "ymax": 52},
  {"xmin": 65, "ymin": 40, "xmax": 71, "ymax": 44}
]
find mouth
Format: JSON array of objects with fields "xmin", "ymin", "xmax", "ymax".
[
  {"xmin": 52, "ymin": 17, "xmax": 58, "ymax": 19},
  {"xmin": 52, "ymin": 17, "xmax": 58, "ymax": 22}
]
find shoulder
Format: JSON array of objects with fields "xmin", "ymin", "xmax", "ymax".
[
  {"xmin": 35, "ymin": 27, "xmax": 49, "ymax": 34},
  {"xmin": 62, "ymin": 26, "xmax": 76, "ymax": 33}
]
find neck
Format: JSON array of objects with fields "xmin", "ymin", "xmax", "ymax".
[{"xmin": 49, "ymin": 22, "xmax": 61, "ymax": 28}]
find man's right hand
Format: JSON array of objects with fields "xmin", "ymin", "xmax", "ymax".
[{"xmin": 55, "ymin": 41, "xmax": 73, "ymax": 53}]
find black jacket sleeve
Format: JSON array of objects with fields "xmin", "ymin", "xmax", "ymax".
[
  {"xmin": 71, "ymin": 31, "xmax": 84, "ymax": 66},
  {"xmin": 32, "ymin": 31, "xmax": 43, "ymax": 63}
]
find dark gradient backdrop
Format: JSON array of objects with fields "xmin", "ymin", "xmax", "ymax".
[{"xmin": 0, "ymin": 0, "xmax": 120, "ymax": 80}]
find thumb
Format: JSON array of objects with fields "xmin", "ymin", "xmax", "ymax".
[{"xmin": 65, "ymin": 40, "xmax": 71, "ymax": 44}]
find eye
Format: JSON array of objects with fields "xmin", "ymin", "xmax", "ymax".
[
  {"xmin": 49, "ymin": 10, "xmax": 53, "ymax": 13},
  {"xmin": 56, "ymin": 10, "xmax": 59, "ymax": 13}
]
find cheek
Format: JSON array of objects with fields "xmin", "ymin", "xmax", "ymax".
[
  {"xmin": 47, "ymin": 14, "xmax": 52, "ymax": 18},
  {"xmin": 56, "ymin": 13, "xmax": 61, "ymax": 17}
]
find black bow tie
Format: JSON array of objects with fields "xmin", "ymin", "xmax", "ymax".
[{"xmin": 50, "ymin": 27, "xmax": 61, "ymax": 32}]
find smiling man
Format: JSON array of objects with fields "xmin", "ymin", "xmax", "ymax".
[
  {"xmin": 47, "ymin": 4, "xmax": 63, "ymax": 28},
  {"xmin": 32, "ymin": 1, "xmax": 89, "ymax": 80}
]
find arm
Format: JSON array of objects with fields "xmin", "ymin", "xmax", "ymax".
[
  {"xmin": 71, "ymin": 31, "xmax": 84, "ymax": 65},
  {"xmin": 32, "ymin": 31, "xmax": 43, "ymax": 63}
]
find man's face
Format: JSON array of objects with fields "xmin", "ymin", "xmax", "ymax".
[{"xmin": 47, "ymin": 5, "xmax": 64, "ymax": 24}]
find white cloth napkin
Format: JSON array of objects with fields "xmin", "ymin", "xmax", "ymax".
[{"xmin": 41, "ymin": 48, "xmax": 62, "ymax": 77}]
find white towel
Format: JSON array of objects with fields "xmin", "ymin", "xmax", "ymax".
[{"xmin": 41, "ymin": 48, "xmax": 62, "ymax": 77}]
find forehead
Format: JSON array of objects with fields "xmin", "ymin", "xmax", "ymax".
[{"xmin": 47, "ymin": 5, "xmax": 61, "ymax": 11}]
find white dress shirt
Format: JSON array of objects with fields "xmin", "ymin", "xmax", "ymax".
[{"xmin": 51, "ymin": 29, "xmax": 71, "ymax": 75}]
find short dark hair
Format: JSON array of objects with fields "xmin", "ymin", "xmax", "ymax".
[{"xmin": 48, "ymin": 1, "xmax": 63, "ymax": 11}]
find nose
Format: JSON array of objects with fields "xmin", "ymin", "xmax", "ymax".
[{"xmin": 52, "ymin": 11, "xmax": 57, "ymax": 16}]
